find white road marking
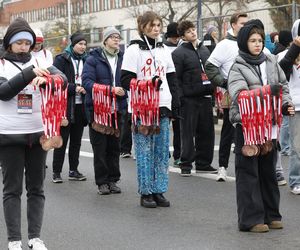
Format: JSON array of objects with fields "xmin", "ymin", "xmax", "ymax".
[
  {"xmin": 81, "ymin": 139, "xmax": 234, "ymax": 152},
  {"xmin": 169, "ymin": 166, "xmax": 235, "ymax": 182},
  {"xmin": 71, "ymin": 148, "xmax": 236, "ymax": 182}
]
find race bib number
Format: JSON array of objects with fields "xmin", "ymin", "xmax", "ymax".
[
  {"xmin": 17, "ymin": 94, "xmax": 32, "ymax": 113},
  {"xmin": 203, "ymin": 40, "xmax": 212, "ymax": 46}
]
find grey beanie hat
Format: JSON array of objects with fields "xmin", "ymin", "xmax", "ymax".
[{"xmin": 103, "ymin": 26, "xmax": 120, "ymax": 42}]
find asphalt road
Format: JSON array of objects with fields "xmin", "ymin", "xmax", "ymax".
[{"xmin": 0, "ymin": 126, "xmax": 300, "ymax": 250}]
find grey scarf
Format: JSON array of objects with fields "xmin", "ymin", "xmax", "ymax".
[{"xmin": 239, "ymin": 50, "xmax": 266, "ymax": 65}]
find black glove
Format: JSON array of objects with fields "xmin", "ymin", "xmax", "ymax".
[
  {"xmin": 171, "ymin": 107, "xmax": 183, "ymax": 120},
  {"xmin": 282, "ymin": 103, "xmax": 294, "ymax": 116},
  {"xmin": 221, "ymin": 79, "xmax": 228, "ymax": 89},
  {"xmin": 152, "ymin": 76, "xmax": 163, "ymax": 91},
  {"xmin": 270, "ymin": 84, "xmax": 281, "ymax": 97}
]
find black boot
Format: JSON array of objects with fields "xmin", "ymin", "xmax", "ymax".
[
  {"xmin": 140, "ymin": 194, "xmax": 157, "ymax": 208},
  {"xmin": 153, "ymin": 193, "xmax": 170, "ymax": 207}
]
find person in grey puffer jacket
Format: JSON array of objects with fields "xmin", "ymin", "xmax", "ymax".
[{"xmin": 228, "ymin": 23, "xmax": 294, "ymax": 233}]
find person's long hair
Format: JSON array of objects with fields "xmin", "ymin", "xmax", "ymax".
[{"xmin": 137, "ymin": 11, "xmax": 163, "ymax": 36}]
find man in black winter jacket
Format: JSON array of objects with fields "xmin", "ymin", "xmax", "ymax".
[{"xmin": 172, "ymin": 20, "xmax": 216, "ymax": 176}]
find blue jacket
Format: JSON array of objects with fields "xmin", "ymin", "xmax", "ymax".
[{"xmin": 82, "ymin": 47, "xmax": 127, "ymax": 123}]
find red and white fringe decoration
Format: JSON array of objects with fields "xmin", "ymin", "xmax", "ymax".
[
  {"xmin": 92, "ymin": 84, "xmax": 119, "ymax": 136},
  {"xmin": 39, "ymin": 74, "xmax": 67, "ymax": 150},
  {"xmin": 238, "ymin": 85, "xmax": 282, "ymax": 146},
  {"xmin": 130, "ymin": 79, "xmax": 160, "ymax": 129},
  {"xmin": 215, "ymin": 86, "xmax": 224, "ymax": 112}
]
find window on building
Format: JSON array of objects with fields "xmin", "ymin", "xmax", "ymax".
[
  {"xmin": 115, "ymin": 0, "xmax": 122, "ymax": 8},
  {"xmin": 92, "ymin": 0, "xmax": 99, "ymax": 12},
  {"xmin": 76, "ymin": 1, "xmax": 81, "ymax": 15},
  {"xmin": 92, "ymin": 27, "xmax": 103, "ymax": 43},
  {"xmin": 115, "ymin": 25, "xmax": 124, "ymax": 38},
  {"xmin": 62, "ymin": 3, "xmax": 67, "ymax": 17},
  {"xmin": 50, "ymin": 6, "xmax": 54, "ymax": 19},
  {"xmin": 104, "ymin": 0, "xmax": 110, "ymax": 10},
  {"xmin": 83, "ymin": 0, "xmax": 89, "ymax": 14}
]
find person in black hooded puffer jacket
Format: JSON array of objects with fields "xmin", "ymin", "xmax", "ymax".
[
  {"xmin": 0, "ymin": 17, "xmax": 67, "ymax": 250},
  {"xmin": 228, "ymin": 22, "xmax": 294, "ymax": 233}
]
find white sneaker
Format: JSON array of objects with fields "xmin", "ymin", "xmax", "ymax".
[
  {"xmin": 291, "ymin": 185, "xmax": 300, "ymax": 195},
  {"xmin": 216, "ymin": 166, "xmax": 227, "ymax": 182},
  {"xmin": 8, "ymin": 241, "xmax": 22, "ymax": 250},
  {"xmin": 28, "ymin": 238, "xmax": 47, "ymax": 250}
]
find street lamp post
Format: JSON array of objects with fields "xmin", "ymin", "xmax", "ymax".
[
  {"xmin": 67, "ymin": 0, "xmax": 71, "ymax": 36},
  {"xmin": 197, "ymin": 0, "xmax": 202, "ymax": 39}
]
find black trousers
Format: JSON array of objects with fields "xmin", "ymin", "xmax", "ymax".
[
  {"xmin": 172, "ymin": 119, "xmax": 181, "ymax": 160},
  {"xmin": 219, "ymin": 108, "xmax": 235, "ymax": 168},
  {"xmin": 180, "ymin": 97, "xmax": 215, "ymax": 170},
  {"xmin": 52, "ymin": 104, "xmax": 85, "ymax": 173},
  {"xmin": 234, "ymin": 125, "xmax": 281, "ymax": 231},
  {"xmin": 120, "ymin": 110, "xmax": 132, "ymax": 154},
  {"xmin": 89, "ymin": 114, "xmax": 121, "ymax": 186},
  {"xmin": 0, "ymin": 143, "xmax": 47, "ymax": 241}
]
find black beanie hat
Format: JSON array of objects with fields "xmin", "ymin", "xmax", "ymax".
[
  {"xmin": 165, "ymin": 22, "xmax": 179, "ymax": 38},
  {"xmin": 70, "ymin": 32, "xmax": 87, "ymax": 46},
  {"xmin": 244, "ymin": 19, "xmax": 264, "ymax": 31},
  {"xmin": 279, "ymin": 30, "xmax": 293, "ymax": 47},
  {"xmin": 3, "ymin": 17, "xmax": 36, "ymax": 50},
  {"xmin": 238, "ymin": 23, "xmax": 264, "ymax": 54}
]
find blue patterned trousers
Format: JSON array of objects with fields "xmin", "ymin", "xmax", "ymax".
[{"xmin": 134, "ymin": 117, "xmax": 170, "ymax": 195}]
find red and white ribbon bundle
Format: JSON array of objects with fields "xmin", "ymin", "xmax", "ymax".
[
  {"xmin": 92, "ymin": 84, "xmax": 120, "ymax": 137},
  {"xmin": 237, "ymin": 85, "xmax": 282, "ymax": 156},
  {"xmin": 130, "ymin": 78, "xmax": 160, "ymax": 135},
  {"xmin": 215, "ymin": 87, "xmax": 224, "ymax": 113},
  {"xmin": 39, "ymin": 74, "xmax": 67, "ymax": 151}
]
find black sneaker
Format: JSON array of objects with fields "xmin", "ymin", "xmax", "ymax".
[
  {"xmin": 52, "ymin": 173, "xmax": 63, "ymax": 183},
  {"xmin": 98, "ymin": 184, "xmax": 110, "ymax": 195},
  {"xmin": 108, "ymin": 182, "xmax": 121, "ymax": 194},
  {"xmin": 276, "ymin": 172, "xmax": 287, "ymax": 186},
  {"xmin": 173, "ymin": 159, "xmax": 181, "ymax": 168},
  {"xmin": 153, "ymin": 193, "xmax": 170, "ymax": 207},
  {"xmin": 196, "ymin": 165, "xmax": 217, "ymax": 173},
  {"xmin": 140, "ymin": 194, "xmax": 157, "ymax": 208},
  {"xmin": 181, "ymin": 169, "xmax": 191, "ymax": 177},
  {"xmin": 68, "ymin": 170, "xmax": 87, "ymax": 181}
]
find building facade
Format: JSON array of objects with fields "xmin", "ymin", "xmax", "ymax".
[{"xmin": 0, "ymin": 0, "xmax": 289, "ymax": 55}]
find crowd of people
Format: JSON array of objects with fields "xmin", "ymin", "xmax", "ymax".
[{"xmin": 1, "ymin": 9, "xmax": 300, "ymax": 250}]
